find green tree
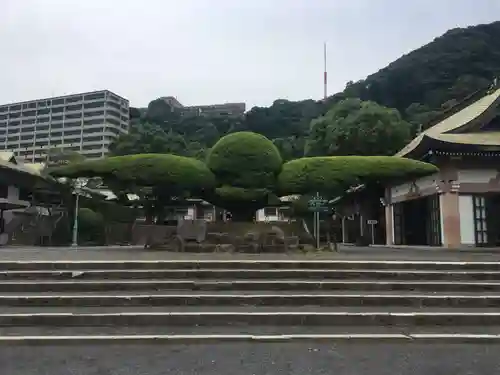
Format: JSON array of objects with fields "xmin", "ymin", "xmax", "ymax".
[
  {"xmin": 340, "ymin": 22, "xmax": 500, "ymax": 118},
  {"xmin": 278, "ymin": 156, "xmax": 438, "ymax": 197},
  {"xmin": 206, "ymin": 132, "xmax": 283, "ymax": 221},
  {"xmin": 305, "ymin": 99, "xmax": 412, "ymax": 157},
  {"xmin": 50, "ymin": 154, "xmax": 216, "ymax": 224}
]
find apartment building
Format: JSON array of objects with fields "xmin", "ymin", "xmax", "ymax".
[
  {"xmin": 159, "ymin": 96, "xmax": 246, "ymax": 117},
  {"xmin": 0, "ymin": 90, "xmax": 129, "ymax": 162}
]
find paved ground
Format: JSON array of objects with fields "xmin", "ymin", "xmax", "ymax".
[
  {"xmin": 0, "ymin": 343, "xmax": 498, "ymax": 374},
  {"xmin": 0, "ymin": 245, "xmax": 500, "ymax": 261}
]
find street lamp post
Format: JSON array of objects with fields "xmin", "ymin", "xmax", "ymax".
[
  {"xmin": 71, "ymin": 191, "xmax": 80, "ymax": 247},
  {"xmin": 71, "ymin": 180, "xmax": 83, "ymax": 247}
]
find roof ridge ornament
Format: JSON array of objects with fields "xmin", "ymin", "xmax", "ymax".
[{"xmin": 488, "ymin": 77, "xmax": 499, "ymax": 94}]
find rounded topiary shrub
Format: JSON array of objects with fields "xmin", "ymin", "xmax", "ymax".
[{"xmin": 206, "ymin": 131, "xmax": 283, "ymax": 189}]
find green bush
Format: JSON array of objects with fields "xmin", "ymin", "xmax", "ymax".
[
  {"xmin": 278, "ymin": 156, "xmax": 438, "ymax": 195},
  {"xmin": 78, "ymin": 208, "xmax": 105, "ymax": 244},
  {"xmin": 206, "ymin": 131, "xmax": 283, "ymax": 188},
  {"xmin": 50, "ymin": 154, "xmax": 216, "ymax": 192}
]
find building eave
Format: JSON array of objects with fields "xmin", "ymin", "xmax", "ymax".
[{"xmin": 396, "ymin": 85, "xmax": 500, "ymax": 158}]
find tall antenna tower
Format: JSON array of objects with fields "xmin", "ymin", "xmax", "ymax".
[{"xmin": 323, "ymin": 42, "xmax": 328, "ymax": 100}]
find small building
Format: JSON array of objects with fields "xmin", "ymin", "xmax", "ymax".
[{"xmin": 385, "ymin": 81, "xmax": 500, "ymax": 248}]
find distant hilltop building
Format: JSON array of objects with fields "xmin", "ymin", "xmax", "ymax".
[
  {"xmin": 159, "ymin": 96, "xmax": 246, "ymax": 117},
  {"xmin": 0, "ymin": 90, "xmax": 129, "ymax": 162}
]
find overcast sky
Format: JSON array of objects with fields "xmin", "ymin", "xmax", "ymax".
[{"xmin": 1, "ymin": 0, "xmax": 499, "ymax": 109}]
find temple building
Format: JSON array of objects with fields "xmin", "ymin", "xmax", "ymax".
[{"xmin": 385, "ymin": 81, "xmax": 500, "ymax": 248}]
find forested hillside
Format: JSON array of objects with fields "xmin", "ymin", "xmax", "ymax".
[{"xmin": 112, "ymin": 21, "xmax": 500, "ymax": 160}]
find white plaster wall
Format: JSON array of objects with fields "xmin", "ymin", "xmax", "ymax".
[
  {"xmin": 457, "ymin": 169, "xmax": 497, "ymax": 184},
  {"xmin": 439, "ymin": 194, "xmax": 445, "ymax": 245},
  {"xmin": 256, "ymin": 208, "xmax": 284, "ymax": 222},
  {"xmin": 459, "ymin": 195, "xmax": 475, "ymax": 245},
  {"xmin": 3, "ymin": 186, "xmax": 21, "ymax": 225},
  {"xmin": 390, "ymin": 173, "xmax": 439, "ymax": 200}
]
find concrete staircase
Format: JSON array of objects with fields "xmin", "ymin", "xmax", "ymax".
[{"xmin": 1, "ymin": 258, "xmax": 500, "ymax": 345}]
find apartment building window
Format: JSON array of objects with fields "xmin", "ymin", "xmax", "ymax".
[
  {"xmin": 22, "ymin": 118, "xmax": 36, "ymax": 125},
  {"xmin": 9, "ymin": 120, "xmax": 20, "ymax": 126},
  {"xmin": 65, "ymin": 113, "xmax": 82, "ymax": 120},
  {"xmin": 35, "ymin": 141, "xmax": 49, "ymax": 147},
  {"xmin": 22, "ymin": 110, "xmax": 36, "ymax": 117},
  {"xmin": 64, "ymin": 130, "xmax": 81, "ymax": 136},
  {"xmin": 22, "ymin": 127, "xmax": 35, "ymax": 133},
  {"xmin": 37, "ymin": 108, "xmax": 50, "ymax": 116},
  {"xmin": 37, "ymin": 100, "xmax": 50, "ymax": 107},
  {"xmin": 64, "ymin": 120, "xmax": 81, "ymax": 128},
  {"xmin": 84, "ymin": 93, "xmax": 105, "ymax": 101},
  {"xmin": 107, "ymin": 101, "xmax": 121, "ymax": 110},
  {"xmin": 85, "ymin": 110, "xmax": 105, "ymax": 117},
  {"xmin": 52, "ymin": 107, "xmax": 64, "ymax": 114},
  {"xmin": 84, "ymin": 135, "xmax": 104, "ymax": 142},
  {"xmin": 66, "ymin": 96, "xmax": 83, "ymax": 103},
  {"xmin": 0, "ymin": 114, "xmax": 7, "ymax": 121},
  {"xmin": 106, "ymin": 109, "xmax": 121, "ymax": 118},
  {"xmin": 51, "ymin": 132, "xmax": 62, "ymax": 138},
  {"xmin": 83, "ymin": 128, "xmax": 103, "ymax": 135},
  {"xmin": 107, "ymin": 118, "xmax": 120, "ymax": 127},
  {"xmin": 10, "ymin": 105, "xmax": 21, "ymax": 111},
  {"xmin": 52, "ymin": 99, "xmax": 65, "ymax": 106},
  {"xmin": 66, "ymin": 104, "xmax": 82, "ymax": 112},
  {"xmin": 36, "ymin": 125, "xmax": 50, "ymax": 132},
  {"xmin": 37, "ymin": 117, "xmax": 49, "ymax": 124},
  {"xmin": 84, "ymin": 101, "xmax": 105, "ymax": 109},
  {"xmin": 0, "ymin": 107, "xmax": 7, "ymax": 113},
  {"xmin": 85, "ymin": 152, "xmax": 103, "ymax": 158},
  {"xmin": 20, "ymin": 135, "xmax": 32, "ymax": 141},
  {"xmin": 8, "ymin": 136, "xmax": 19, "ymax": 142},
  {"xmin": 84, "ymin": 119, "xmax": 104, "ymax": 126},
  {"xmin": 9, "ymin": 113, "xmax": 20, "ymax": 119},
  {"xmin": 82, "ymin": 144, "xmax": 103, "ymax": 151},
  {"xmin": 8, "ymin": 128, "xmax": 20, "ymax": 134},
  {"xmin": 51, "ymin": 123, "xmax": 63, "ymax": 129}
]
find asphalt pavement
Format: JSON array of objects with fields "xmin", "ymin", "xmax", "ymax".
[{"xmin": 0, "ymin": 343, "xmax": 498, "ymax": 375}]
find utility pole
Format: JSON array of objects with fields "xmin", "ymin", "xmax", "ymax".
[
  {"xmin": 314, "ymin": 43, "xmax": 328, "ymax": 249},
  {"xmin": 324, "ymin": 42, "xmax": 328, "ymax": 100}
]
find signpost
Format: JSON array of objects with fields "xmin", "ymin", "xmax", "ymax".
[
  {"xmin": 367, "ymin": 219, "xmax": 378, "ymax": 245},
  {"xmin": 308, "ymin": 193, "xmax": 330, "ymax": 249}
]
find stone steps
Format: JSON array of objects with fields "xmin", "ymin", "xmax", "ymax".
[
  {"xmin": 2, "ymin": 259, "xmax": 500, "ymax": 271},
  {"xmin": 1, "ymin": 279, "xmax": 499, "ymax": 292},
  {"xmin": 3, "ymin": 257, "xmax": 500, "ymax": 344},
  {"xmin": 2, "ymin": 310, "xmax": 500, "ymax": 326},
  {"xmin": 0, "ymin": 292, "xmax": 500, "ymax": 308},
  {"xmin": 3, "ymin": 333, "xmax": 500, "ymax": 346},
  {"xmin": 2, "ymin": 268, "xmax": 500, "ymax": 280}
]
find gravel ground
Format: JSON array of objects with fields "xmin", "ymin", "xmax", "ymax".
[{"xmin": 0, "ymin": 343, "xmax": 498, "ymax": 375}]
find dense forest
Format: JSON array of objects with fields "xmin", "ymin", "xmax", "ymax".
[{"xmin": 110, "ymin": 21, "xmax": 500, "ymax": 161}]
